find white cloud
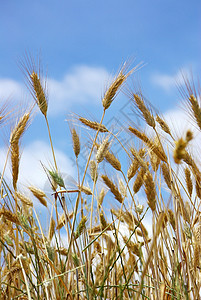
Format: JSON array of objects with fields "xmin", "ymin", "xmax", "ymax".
[
  {"xmin": 163, "ymin": 108, "xmax": 201, "ymax": 147},
  {"xmin": 0, "ymin": 65, "xmax": 110, "ymax": 116},
  {"xmin": 0, "ymin": 78, "xmax": 24, "ymax": 100},
  {"xmin": 151, "ymin": 69, "xmax": 190, "ymax": 91},
  {"xmin": 47, "ymin": 65, "xmax": 109, "ymax": 115},
  {"xmin": 19, "ymin": 140, "xmax": 75, "ymax": 189},
  {"xmin": 0, "ymin": 140, "xmax": 75, "ymax": 206}
]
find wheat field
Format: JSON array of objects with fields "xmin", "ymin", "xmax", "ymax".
[{"xmin": 0, "ymin": 60, "xmax": 200, "ymax": 299}]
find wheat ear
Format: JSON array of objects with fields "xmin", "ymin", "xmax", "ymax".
[
  {"xmin": 102, "ymin": 175, "xmax": 123, "ymax": 203},
  {"xmin": 79, "ymin": 117, "xmax": 108, "ymax": 132},
  {"xmin": 10, "ymin": 113, "xmax": 30, "ymax": 190}
]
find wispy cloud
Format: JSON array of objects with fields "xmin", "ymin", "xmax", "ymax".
[
  {"xmin": 151, "ymin": 69, "xmax": 190, "ymax": 92},
  {"xmin": 0, "ymin": 65, "xmax": 110, "ymax": 116}
]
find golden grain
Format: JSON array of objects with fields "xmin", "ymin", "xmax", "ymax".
[
  {"xmin": 188, "ymin": 94, "xmax": 201, "ymax": 130},
  {"xmin": 28, "ymin": 186, "xmax": 47, "ymax": 207},
  {"xmin": 79, "ymin": 117, "xmax": 108, "ymax": 132},
  {"xmin": 98, "ymin": 188, "xmax": 105, "ymax": 207},
  {"xmin": 74, "ymin": 216, "xmax": 87, "ymax": 239},
  {"xmin": 161, "ymin": 163, "xmax": 172, "ymax": 190},
  {"xmin": 16, "ymin": 192, "xmax": 33, "ymax": 207},
  {"xmin": 48, "ymin": 217, "xmax": 55, "ymax": 242},
  {"xmin": 30, "ymin": 71, "xmax": 48, "ymax": 116},
  {"xmin": 0, "ymin": 209, "xmax": 20, "ymax": 225},
  {"xmin": 127, "ymin": 159, "xmax": 139, "ymax": 181},
  {"xmin": 71, "ymin": 128, "xmax": 80, "ymax": 157},
  {"xmin": 10, "ymin": 113, "xmax": 30, "ymax": 189},
  {"xmin": 96, "ymin": 137, "xmax": 110, "ymax": 163},
  {"xmin": 118, "ymin": 178, "xmax": 127, "ymax": 197},
  {"xmin": 167, "ymin": 209, "xmax": 176, "ymax": 231},
  {"xmin": 101, "ymin": 175, "xmax": 123, "ymax": 203},
  {"xmin": 90, "ymin": 160, "xmax": 98, "ymax": 182},
  {"xmin": 156, "ymin": 115, "xmax": 171, "ymax": 136},
  {"xmin": 133, "ymin": 94, "xmax": 155, "ymax": 128},
  {"xmin": 173, "ymin": 138, "xmax": 187, "ymax": 164},
  {"xmin": 133, "ymin": 168, "xmax": 146, "ymax": 194},
  {"xmin": 129, "ymin": 126, "xmax": 167, "ymax": 162},
  {"xmin": 104, "ymin": 150, "xmax": 121, "ymax": 171},
  {"xmin": 56, "ymin": 211, "xmax": 73, "ymax": 230},
  {"xmin": 184, "ymin": 167, "xmax": 193, "ymax": 197},
  {"xmin": 102, "ymin": 72, "xmax": 125, "ymax": 110},
  {"xmin": 144, "ymin": 171, "xmax": 156, "ymax": 211},
  {"xmin": 100, "ymin": 213, "xmax": 107, "ymax": 230},
  {"xmin": 130, "ymin": 147, "xmax": 148, "ymax": 170}
]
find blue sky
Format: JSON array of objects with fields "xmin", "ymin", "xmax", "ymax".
[{"xmin": 0, "ymin": 0, "xmax": 200, "ymax": 197}]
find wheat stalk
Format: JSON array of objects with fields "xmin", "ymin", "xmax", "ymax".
[
  {"xmin": 129, "ymin": 126, "xmax": 167, "ymax": 162},
  {"xmin": 30, "ymin": 71, "xmax": 48, "ymax": 116},
  {"xmin": 133, "ymin": 94, "xmax": 155, "ymax": 128},
  {"xmin": 71, "ymin": 128, "xmax": 80, "ymax": 158},
  {"xmin": 101, "ymin": 175, "xmax": 123, "ymax": 203},
  {"xmin": 28, "ymin": 186, "xmax": 47, "ymax": 207},
  {"xmin": 79, "ymin": 117, "xmax": 108, "ymax": 132},
  {"xmin": 144, "ymin": 171, "xmax": 156, "ymax": 211}
]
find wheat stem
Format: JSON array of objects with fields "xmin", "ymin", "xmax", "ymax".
[{"xmin": 45, "ymin": 116, "xmax": 58, "ymax": 172}]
